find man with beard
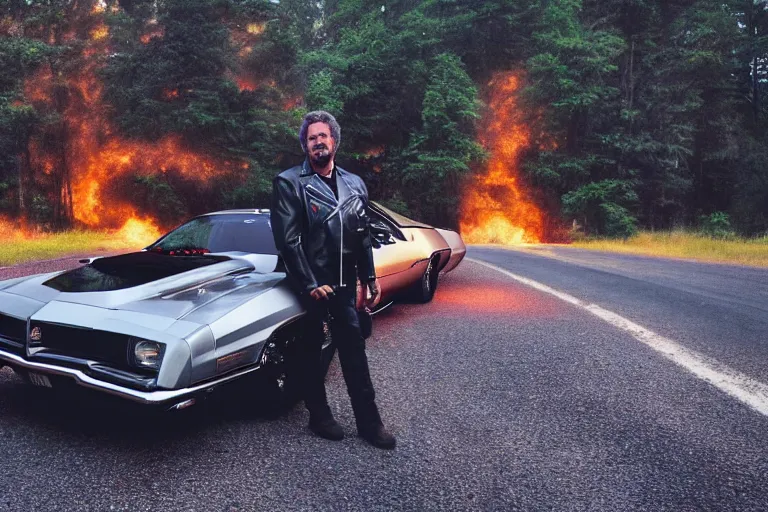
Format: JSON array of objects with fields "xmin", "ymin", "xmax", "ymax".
[{"xmin": 270, "ymin": 111, "xmax": 396, "ymax": 449}]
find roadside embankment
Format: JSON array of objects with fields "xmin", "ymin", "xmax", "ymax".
[
  {"xmin": 570, "ymin": 231, "xmax": 768, "ymax": 267},
  {"xmin": 0, "ymin": 230, "xmax": 140, "ymax": 267}
]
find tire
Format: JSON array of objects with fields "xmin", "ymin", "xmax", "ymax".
[
  {"xmin": 258, "ymin": 320, "xmax": 336, "ymax": 410},
  {"xmin": 411, "ymin": 256, "xmax": 439, "ymax": 303},
  {"xmin": 258, "ymin": 330, "xmax": 302, "ymax": 410}
]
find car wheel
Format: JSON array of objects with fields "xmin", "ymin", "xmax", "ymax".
[
  {"xmin": 259, "ymin": 321, "xmax": 336, "ymax": 410},
  {"xmin": 412, "ymin": 256, "xmax": 439, "ymax": 303},
  {"xmin": 258, "ymin": 330, "xmax": 302, "ymax": 410}
]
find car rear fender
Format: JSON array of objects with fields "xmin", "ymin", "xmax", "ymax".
[{"xmin": 435, "ymin": 228, "xmax": 466, "ymax": 274}]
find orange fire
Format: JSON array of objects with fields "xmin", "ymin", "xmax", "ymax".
[
  {"xmin": 228, "ymin": 20, "xmax": 271, "ymax": 96},
  {"xmin": 460, "ymin": 72, "xmax": 544, "ymax": 244},
  {"xmin": 116, "ymin": 216, "xmax": 161, "ymax": 246},
  {"xmin": 91, "ymin": 1, "xmax": 106, "ymax": 14},
  {"xmin": 90, "ymin": 24, "xmax": 109, "ymax": 41},
  {"xmin": 246, "ymin": 23, "xmax": 265, "ymax": 35},
  {"xmin": 140, "ymin": 24, "xmax": 164, "ymax": 44},
  {"xmin": 14, "ymin": 6, "xmax": 247, "ymax": 247},
  {"xmin": 0, "ymin": 216, "xmax": 22, "ymax": 240},
  {"xmin": 235, "ymin": 75, "xmax": 258, "ymax": 92}
]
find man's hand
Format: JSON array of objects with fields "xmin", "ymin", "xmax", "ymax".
[
  {"xmin": 365, "ymin": 278, "xmax": 381, "ymax": 309},
  {"xmin": 310, "ymin": 285, "xmax": 335, "ymax": 301}
]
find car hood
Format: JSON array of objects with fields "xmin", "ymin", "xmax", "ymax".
[{"xmin": 0, "ymin": 251, "xmax": 287, "ymax": 321}]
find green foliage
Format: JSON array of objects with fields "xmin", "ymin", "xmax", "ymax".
[
  {"xmin": 130, "ymin": 175, "xmax": 187, "ymax": 227},
  {"xmin": 0, "ymin": 37, "xmax": 49, "ymax": 220},
  {"xmin": 397, "ymin": 53, "xmax": 484, "ymax": 226},
  {"xmin": 221, "ymin": 163, "xmax": 274, "ymax": 209},
  {"xmin": 30, "ymin": 193, "xmax": 53, "ymax": 227},
  {"xmin": 562, "ymin": 179, "xmax": 638, "ymax": 238},
  {"xmin": 103, "ymin": 0, "xmax": 236, "ymax": 143},
  {"xmin": 699, "ymin": 211, "xmax": 735, "ymax": 239},
  {"xmin": 302, "ymin": 1, "xmax": 494, "ymax": 226},
  {"xmin": 0, "ymin": 38, "xmax": 51, "ymax": 92}
]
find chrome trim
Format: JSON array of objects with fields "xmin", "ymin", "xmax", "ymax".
[
  {"xmin": 0, "ymin": 347, "xmax": 264, "ymax": 405},
  {"xmin": 408, "ymin": 250, "xmax": 448, "ymax": 270},
  {"xmin": 370, "ymin": 301, "xmax": 395, "ymax": 315}
]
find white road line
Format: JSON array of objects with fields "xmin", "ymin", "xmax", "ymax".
[{"xmin": 468, "ymin": 257, "xmax": 768, "ymax": 417}]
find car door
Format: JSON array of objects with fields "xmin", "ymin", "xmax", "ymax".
[{"xmin": 368, "ymin": 208, "xmax": 426, "ymax": 301}]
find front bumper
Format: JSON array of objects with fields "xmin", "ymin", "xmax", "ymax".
[{"xmin": 0, "ymin": 347, "xmax": 262, "ymax": 406}]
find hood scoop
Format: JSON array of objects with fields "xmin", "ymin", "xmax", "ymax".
[{"xmin": 43, "ymin": 252, "xmax": 232, "ymax": 293}]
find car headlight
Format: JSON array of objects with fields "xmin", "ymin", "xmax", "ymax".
[{"xmin": 132, "ymin": 340, "xmax": 165, "ymax": 370}]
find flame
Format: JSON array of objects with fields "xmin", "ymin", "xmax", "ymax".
[
  {"xmin": 90, "ymin": 25, "xmax": 109, "ymax": 41},
  {"xmin": 460, "ymin": 72, "xmax": 545, "ymax": 244},
  {"xmin": 282, "ymin": 95, "xmax": 301, "ymax": 111},
  {"xmin": 116, "ymin": 217, "xmax": 161, "ymax": 246},
  {"xmin": 69, "ymin": 135, "xmax": 236, "ymax": 227},
  {"xmin": 246, "ymin": 23, "xmax": 265, "ymax": 35},
  {"xmin": 14, "ymin": 6, "xmax": 248, "ymax": 236},
  {"xmin": 140, "ymin": 25, "xmax": 164, "ymax": 44},
  {"xmin": 229, "ymin": 22, "xmax": 268, "ymax": 94},
  {"xmin": 0, "ymin": 216, "xmax": 23, "ymax": 240},
  {"xmin": 235, "ymin": 76, "xmax": 258, "ymax": 92},
  {"xmin": 364, "ymin": 146, "xmax": 385, "ymax": 158}
]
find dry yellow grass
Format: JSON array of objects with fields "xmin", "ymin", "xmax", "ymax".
[
  {"xmin": 0, "ymin": 229, "xmax": 144, "ymax": 267},
  {"xmin": 571, "ymin": 231, "xmax": 768, "ymax": 267},
  {"xmin": 3, "ymin": 225, "xmax": 768, "ymax": 269}
]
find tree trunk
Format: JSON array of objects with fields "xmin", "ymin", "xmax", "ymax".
[
  {"xmin": 628, "ymin": 38, "xmax": 635, "ymax": 132},
  {"xmin": 17, "ymin": 153, "xmax": 24, "ymax": 217},
  {"xmin": 18, "ymin": 144, "xmax": 32, "ymax": 225},
  {"xmin": 754, "ymin": 55, "xmax": 760, "ymax": 123}
]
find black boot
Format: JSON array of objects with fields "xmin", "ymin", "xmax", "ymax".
[
  {"xmin": 309, "ymin": 414, "xmax": 344, "ymax": 441},
  {"xmin": 359, "ymin": 424, "xmax": 396, "ymax": 450},
  {"xmin": 353, "ymin": 401, "xmax": 395, "ymax": 449}
]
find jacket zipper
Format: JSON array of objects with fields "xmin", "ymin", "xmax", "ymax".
[{"xmin": 339, "ymin": 209, "xmax": 343, "ymax": 288}]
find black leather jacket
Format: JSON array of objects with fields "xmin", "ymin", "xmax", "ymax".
[{"xmin": 271, "ymin": 160, "xmax": 376, "ymax": 293}]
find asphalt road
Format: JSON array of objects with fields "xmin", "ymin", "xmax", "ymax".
[{"xmin": 1, "ymin": 247, "xmax": 768, "ymax": 511}]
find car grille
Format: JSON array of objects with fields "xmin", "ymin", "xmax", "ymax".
[
  {"xmin": 0, "ymin": 314, "xmax": 26, "ymax": 344},
  {"xmin": 29, "ymin": 322, "xmax": 131, "ymax": 370}
]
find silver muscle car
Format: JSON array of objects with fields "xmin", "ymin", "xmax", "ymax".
[{"xmin": 0, "ymin": 203, "xmax": 465, "ymax": 410}]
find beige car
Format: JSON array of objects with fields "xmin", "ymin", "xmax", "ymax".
[{"xmin": 364, "ymin": 202, "xmax": 466, "ymax": 307}]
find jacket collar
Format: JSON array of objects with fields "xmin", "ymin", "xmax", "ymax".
[
  {"xmin": 302, "ymin": 159, "xmax": 352, "ymax": 204},
  {"xmin": 301, "ymin": 158, "xmax": 343, "ymax": 179},
  {"xmin": 300, "ymin": 159, "xmax": 313, "ymax": 177}
]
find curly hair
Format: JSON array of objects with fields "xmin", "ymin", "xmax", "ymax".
[{"xmin": 299, "ymin": 110, "xmax": 341, "ymax": 153}]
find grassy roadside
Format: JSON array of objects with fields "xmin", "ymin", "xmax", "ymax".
[
  {"xmin": 3, "ymin": 228, "xmax": 768, "ymax": 269},
  {"xmin": 0, "ymin": 231, "xmax": 140, "ymax": 267},
  {"xmin": 570, "ymin": 231, "xmax": 768, "ymax": 267}
]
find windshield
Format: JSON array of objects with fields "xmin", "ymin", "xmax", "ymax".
[{"xmin": 147, "ymin": 213, "xmax": 277, "ymax": 255}]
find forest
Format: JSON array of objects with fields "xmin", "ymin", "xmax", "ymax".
[{"xmin": 0, "ymin": 0, "xmax": 767, "ymax": 243}]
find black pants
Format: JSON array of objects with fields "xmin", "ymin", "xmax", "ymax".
[{"xmin": 297, "ymin": 286, "xmax": 382, "ymax": 431}]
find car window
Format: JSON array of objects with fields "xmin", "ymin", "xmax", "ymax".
[
  {"xmin": 370, "ymin": 201, "xmax": 431, "ymax": 229},
  {"xmin": 367, "ymin": 207, "xmax": 406, "ymax": 247},
  {"xmin": 367, "ymin": 208, "xmax": 405, "ymax": 241},
  {"xmin": 148, "ymin": 214, "xmax": 278, "ymax": 255}
]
